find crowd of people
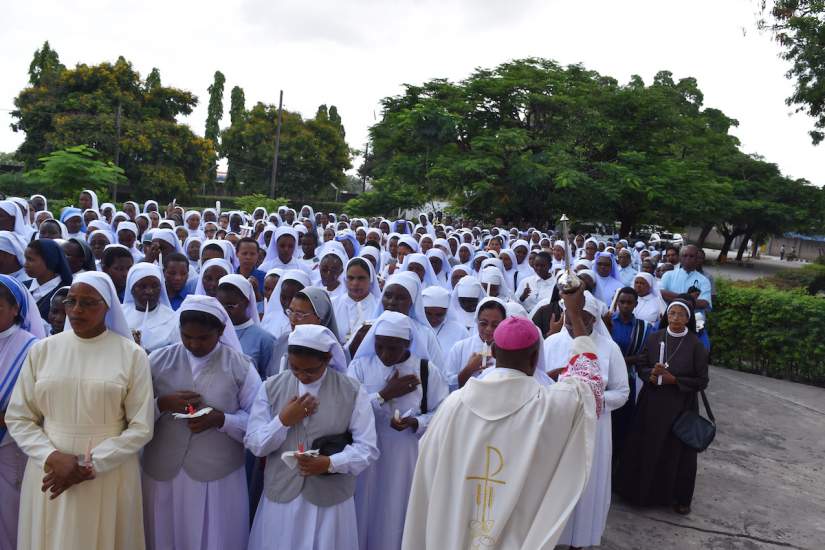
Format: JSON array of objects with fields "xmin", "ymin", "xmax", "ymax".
[{"xmin": 0, "ymin": 191, "xmax": 710, "ymax": 549}]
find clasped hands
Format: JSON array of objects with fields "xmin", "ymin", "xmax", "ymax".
[
  {"xmin": 279, "ymin": 394, "xmax": 330, "ymax": 476},
  {"xmin": 649, "ymin": 363, "xmax": 676, "ymax": 385},
  {"xmin": 158, "ymin": 390, "xmax": 225, "ymax": 433},
  {"xmin": 42, "ymin": 450, "xmax": 95, "ymax": 500}
]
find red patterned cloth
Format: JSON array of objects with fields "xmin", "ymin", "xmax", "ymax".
[{"xmin": 559, "ymin": 352, "xmax": 605, "ymax": 417}]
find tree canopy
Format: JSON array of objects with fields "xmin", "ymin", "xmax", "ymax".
[
  {"xmin": 350, "ymin": 57, "xmax": 823, "ymax": 247},
  {"xmin": 220, "ymin": 101, "xmax": 352, "ymax": 200},
  {"xmin": 11, "ymin": 42, "xmax": 214, "ymax": 201},
  {"xmin": 760, "ymin": 0, "xmax": 825, "ymax": 144}
]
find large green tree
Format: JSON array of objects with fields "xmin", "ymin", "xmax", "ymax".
[
  {"xmin": 352, "ymin": 58, "xmax": 745, "ymax": 236},
  {"xmin": 760, "ymin": 1, "xmax": 825, "ymax": 144},
  {"xmin": 11, "ymin": 42, "xmax": 214, "ymax": 200},
  {"xmin": 220, "ymin": 102, "xmax": 351, "ymax": 200}
]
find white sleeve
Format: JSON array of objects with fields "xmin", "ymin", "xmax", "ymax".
[
  {"xmin": 243, "ymin": 383, "xmax": 289, "ymax": 457},
  {"xmin": 444, "ymin": 341, "xmax": 464, "ymax": 391},
  {"xmin": 603, "ymin": 344, "xmax": 631, "ymax": 413},
  {"xmin": 328, "ymin": 386, "xmax": 379, "ymax": 475},
  {"xmin": 219, "ymin": 364, "xmax": 263, "ymax": 443}
]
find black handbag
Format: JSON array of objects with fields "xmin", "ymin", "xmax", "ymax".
[
  {"xmin": 311, "ymin": 431, "xmax": 353, "ymax": 457},
  {"xmin": 672, "ymin": 390, "xmax": 716, "ymax": 452}
]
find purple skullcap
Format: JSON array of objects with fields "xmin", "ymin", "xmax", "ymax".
[{"xmin": 493, "ymin": 316, "xmax": 539, "ymax": 351}]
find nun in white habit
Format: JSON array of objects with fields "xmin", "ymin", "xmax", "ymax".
[
  {"xmin": 122, "ymin": 263, "xmax": 177, "ymax": 353},
  {"xmin": 348, "ymin": 311, "xmax": 449, "ymax": 550},
  {"xmin": 141, "ymin": 295, "xmax": 262, "ymax": 550},
  {"xmin": 372, "ymin": 272, "xmax": 446, "ymax": 370},
  {"xmin": 544, "ymin": 291, "xmax": 630, "ymax": 549},
  {"xmin": 421, "ymin": 286, "xmax": 468, "ymax": 358},
  {"xmin": 245, "ymin": 325, "xmax": 378, "ymax": 550},
  {"xmin": 632, "ymin": 272, "xmax": 666, "ymax": 326},
  {"xmin": 446, "ymin": 275, "xmax": 485, "ymax": 331},
  {"xmin": 333, "ymin": 257, "xmax": 380, "ymax": 344}
]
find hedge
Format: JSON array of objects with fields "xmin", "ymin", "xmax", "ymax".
[{"xmin": 711, "ymin": 280, "xmax": 825, "ymax": 385}]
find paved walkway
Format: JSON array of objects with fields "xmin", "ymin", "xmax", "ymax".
[
  {"xmin": 701, "ymin": 249, "xmax": 805, "ymax": 282},
  {"xmin": 597, "ymin": 366, "xmax": 825, "ymax": 549}
]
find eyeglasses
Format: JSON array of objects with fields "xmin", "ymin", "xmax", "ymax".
[
  {"xmin": 286, "ymin": 308, "xmax": 316, "ymax": 321},
  {"xmin": 63, "ymin": 298, "xmax": 105, "ymax": 309}
]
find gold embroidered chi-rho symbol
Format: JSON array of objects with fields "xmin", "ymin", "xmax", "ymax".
[{"xmin": 466, "ymin": 445, "xmax": 506, "ymax": 548}]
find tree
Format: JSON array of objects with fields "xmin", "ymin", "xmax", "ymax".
[
  {"xmin": 220, "ymin": 102, "xmax": 351, "ymax": 200},
  {"xmin": 25, "ymin": 145, "xmax": 125, "ymax": 200},
  {"xmin": 11, "ymin": 48, "xmax": 214, "ymax": 200},
  {"xmin": 357, "ymin": 58, "xmax": 743, "ymax": 235},
  {"xmin": 205, "ymin": 70, "xmax": 225, "ymax": 145},
  {"xmin": 760, "ymin": 1, "xmax": 825, "ymax": 144},
  {"xmin": 28, "ymin": 41, "xmax": 64, "ymax": 86}
]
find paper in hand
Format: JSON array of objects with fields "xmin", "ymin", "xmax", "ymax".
[{"xmin": 172, "ymin": 406, "xmax": 214, "ymax": 419}]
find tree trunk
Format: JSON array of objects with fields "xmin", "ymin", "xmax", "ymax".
[
  {"xmin": 735, "ymin": 230, "xmax": 754, "ymax": 262},
  {"xmin": 717, "ymin": 233, "xmax": 735, "ymax": 262},
  {"xmin": 696, "ymin": 224, "xmax": 713, "ymax": 249}
]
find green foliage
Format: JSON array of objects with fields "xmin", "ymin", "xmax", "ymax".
[
  {"xmin": 736, "ymin": 264, "xmax": 825, "ymax": 294},
  {"xmin": 760, "ymin": 1, "xmax": 825, "ymax": 144},
  {"xmin": 234, "ymin": 194, "xmax": 289, "ymax": 214},
  {"xmin": 25, "ymin": 145, "xmax": 123, "ymax": 200},
  {"xmin": 220, "ymin": 102, "xmax": 351, "ymax": 199},
  {"xmin": 205, "ymin": 71, "xmax": 225, "ymax": 145},
  {"xmin": 711, "ymin": 280, "xmax": 825, "ymax": 385},
  {"xmin": 28, "ymin": 41, "xmax": 64, "ymax": 86},
  {"xmin": 11, "ymin": 47, "xmax": 214, "ymax": 201}
]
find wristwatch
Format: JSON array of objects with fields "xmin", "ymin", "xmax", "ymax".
[{"xmin": 376, "ymin": 393, "xmax": 386, "ymax": 406}]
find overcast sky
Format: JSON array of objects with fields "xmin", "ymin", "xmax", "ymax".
[{"xmin": 2, "ymin": 0, "xmax": 821, "ymax": 185}]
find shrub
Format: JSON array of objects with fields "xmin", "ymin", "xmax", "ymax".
[{"xmin": 711, "ymin": 280, "xmax": 825, "ymax": 385}]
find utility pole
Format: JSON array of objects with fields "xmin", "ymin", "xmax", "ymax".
[
  {"xmin": 270, "ymin": 90, "xmax": 283, "ymax": 199},
  {"xmin": 362, "ymin": 142, "xmax": 368, "ymax": 193},
  {"xmin": 113, "ymin": 101, "xmax": 122, "ymax": 201}
]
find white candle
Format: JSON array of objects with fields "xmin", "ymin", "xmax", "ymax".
[{"xmin": 658, "ymin": 341, "xmax": 665, "ymax": 386}]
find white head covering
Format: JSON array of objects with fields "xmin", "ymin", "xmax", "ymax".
[
  {"xmin": 296, "ymin": 287, "xmax": 341, "ymax": 341},
  {"xmin": 633, "ymin": 271, "xmax": 666, "ymax": 320},
  {"xmin": 196, "ymin": 258, "xmax": 233, "ymax": 296},
  {"xmin": 177, "ymin": 294, "xmax": 242, "ymax": 353},
  {"xmin": 287, "ymin": 324, "xmax": 347, "ymax": 373},
  {"xmin": 353, "ymin": 310, "xmax": 429, "ymax": 361},
  {"xmin": 70, "ymin": 271, "xmax": 132, "ymax": 340},
  {"xmin": 261, "ymin": 269, "xmax": 312, "ymax": 337},
  {"xmin": 359, "ymin": 245, "xmax": 384, "ymax": 275},
  {"xmin": 400, "ymin": 252, "xmax": 440, "ymax": 289},
  {"xmin": 218, "ymin": 274, "xmax": 259, "ymax": 325},
  {"xmin": 374, "ymin": 272, "xmax": 428, "ymax": 327},
  {"xmin": 263, "ymin": 226, "xmax": 299, "ymax": 268},
  {"xmin": 80, "ymin": 189, "xmax": 100, "ymax": 211},
  {"xmin": 422, "ymin": 286, "xmax": 451, "ymax": 309},
  {"xmin": 560, "ymin": 290, "xmax": 611, "ymax": 339},
  {"xmin": 123, "ymin": 263, "xmax": 171, "ymax": 308},
  {"xmin": 448, "ymin": 275, "xmax": 485, "ymax": 327},
  {"xmin": 152, "ymin": 228, "xmax": 184, "ymax": 254},
  {"xmin": 425, "ymin": 248, "xmax": 452, "ymax": 288},
  {"xmin": 0, "ymin": 200, "xmax": 30, "ymax": 237},
  {"xmin": 0, "ymin": 274, "xmax": 45, "ymax": 339},
  {"xmin": 0, "ymin": 231, "xmax": 26, "ymax": 267}
]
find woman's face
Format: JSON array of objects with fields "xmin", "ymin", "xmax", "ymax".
[
  {"xmin": 346, "ymin": 264, "xmax": 371, "ymax": 301},
  {"xmin": 397, "ymin": 245, "xmax": 412, "ymax": 266},
  {"xmin": 429, "ymin": 257, "xmax": 443, "ymax": 275},
  {"xmin": 90, "ymin": 234, "xmax": 109, "ymax": 260},
  {"xmin": 407, "ymin": 262, "xmax": 426, "ymax": 282},
  {"xmin": 79, "ymin": 192, "xmax": 93, "ymax": 210},
  {"xmin": 65, "ymin": 283, "xmax": 108, "ymax": 338},
  {"xmin": 375, "ymin": 335, "xmax": 409, "ymax": 367},
  {"xmin": 62, "ymin": 241, "xmax": 85, "ymax": 273},
  {"xmin": 64, "ymin": 216, "xmax": 81, "ymax": 235},
  {"xmin": 118, "ymin": 230, "xmax": 136, "ymax": 249},
  {"xmin": 634, "ymin": 278, "xmax": 651, "ymax": 297},
  {"xmin": 201, "ymin": 266, "xmax": 227, "ymax": 297},
  {"xmin": 553, "ymin": 245, "xmax": 564, "ymax": 261},
  {"xmin": 459, "ymin": 247, "xmax": 471, "ymax": 264},
  {"xmin": 132, "ymin": 275, "xmax": 161, "ymax": 310},
  {"xmin": 340, "ymin": 239, "xmax": 355, "ymax": 259},
  {"xmin": 279, "ymin": 281, "xmax": 302, "ymax": 311},
  {"xmin": 187, "ymin": 214, "xmax": 201, "ymax": 230},
  {"xmin": 501, "ymin": 254, "xmax": 513, "ymax": 270},
  {"xmin": 288, "ymin": 296, "xmax": 321, "ymax": 331},
  {"xmin": 323, "ymin": 228, "xmax": 335, "ymax": 242},
  {"xmin": 83, "ymin": 210, "xmax": 98, "ymax": 226},
  {"xmin": 39, "ymin": 221, "xmax": 61, "ymax": 240},
  {"xmin": 48, "ymin": 293, "xmax": 66, "ymax": 333},
  {"xmin": 477, "ymin": 307, "xmax": 504, "ymax": 344},
  {"xmin": 263, "ymin": 275, "xmax": 279, "ymax": 301},
  {"xmin": 187, "ymin": 240, "xmax": 201, "ymax": 262},
  {"xmin": 319, "ymin": 256, "xmax": 343, "ymax": 288},
  {"xmin": 287, "ymin": 352, "xmax": 328, "ymax": 385},
  {"xmin": 667, "ymin": 306, "xmax": 689, "ymax": 332},
  {"xmin": 595, "ymin": 256, "xmax": 613, "ymax": 278},
  {"xmin": 585, "ymin": 242, "xmax": 597, "ymax": 259},
  {"xmin": 420, "ymin": 239, "xmax": 433, "ymax": 253},
  {"xmin": 24, "ymin": 247, "xmax": 50, "ymax": 280},
  {"xmin": 180, "ymin": 321, "xmax": 222, "ymax": 357},
  {"xmin": 451, "ymin": 270, "xmax": 467, "ymax": 288},
  {"xmin": 382, "ymin": 284, "xmax": 412, "ymax": 315},
  {"xmin": 0, "ymin": 292, "xmax": 20, "ymax": 332},
  {"xmin": 459, "ymin": 297, "xmax": 479, "ymax": 313},
  {"xmin": 277, "ymin": 235, "xmax": 296, "ymax": 263}
]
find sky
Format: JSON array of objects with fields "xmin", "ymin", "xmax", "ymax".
[{"xmin": 1, "ymin": 0, "xmax": 821, "ymax": 185}]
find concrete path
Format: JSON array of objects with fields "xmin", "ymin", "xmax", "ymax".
[{"xmin": 597, "ymin": 367, "xmax": 825, "ymax": 549}]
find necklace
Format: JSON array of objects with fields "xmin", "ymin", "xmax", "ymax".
[{"xmin": 665, "ymin": 332, "xmax": 686, "ymax": 364}]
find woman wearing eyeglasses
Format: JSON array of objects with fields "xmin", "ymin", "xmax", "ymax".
[{"xmin": 5, "ymin": 271, "xmax": 154, "ymax": 550}]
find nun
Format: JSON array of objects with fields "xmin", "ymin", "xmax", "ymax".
[
  {"xmin": 141, "ymin": 295, "xmax": 262, "ymax": 550},
  {"xmin": 348, "ymin": 311, "xmax": 449, "ymax": 550},
  {"xmin": 244, "ymin": 324, "xmax": 378, "ymax": 550},
  {"xmin": 23, "ymin": 239, "xmax": 74, "ymax": 320},
  {"xmin": 421, "ymin": 286, "xmax": 468, "ymax": 358},
  {"xmin": 0, "ymin": 275, "xmax": 43, "ymax": 550},
  {"xmin": 333, "ymin": 257, "xmax": 380, "ymax": 344},
  {"xmin": 217, "ymin": 274, "xmax": 277, "ymax": 379},
  {"xmin": 261, "ymin": 227, "xmax": 309, "ymax": 274},
  {"xmin": 447, "ymin": 275, "xmax": 485, "ymax": 331},
  {"xmin": 6, "ymin": 271, "xmax": 154, "ymax": 550},
  {"xmin": 443, "ymin": 297, "xmax": 508, "ymax": 391},
  {"xmin": 593, "ymin": 251, "xmax": 625, "ymax": 307},
  {"xmin": 314, "ymin": 246, "xmax": 348, "ymax": 299},
  {"xmin": 0, "ymin": 231, "xmax": 28, "ymax": 283},
  {"xmin": 122, "ymin": 263, "xmax": 177, "ymax": 353},
  {"xmin": 633, "ymin": 272, "xmax": 666, "ymax": 326},
  {"xmin": 544, "ymin": 291, "xmax": 630, "ymax": 549}
]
